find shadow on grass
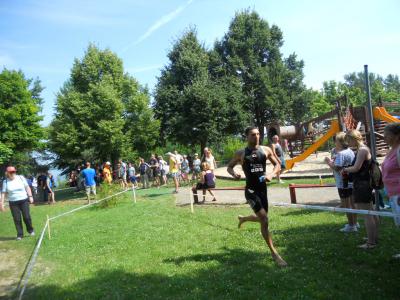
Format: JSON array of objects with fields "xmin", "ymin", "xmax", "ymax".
[
  {"xmin": 0, "ymin": 236, "xmax": 16, "ymax": 241},
  {"xmin": 21, "ymin": 220, "xmax": 400, "ymax": 300}
]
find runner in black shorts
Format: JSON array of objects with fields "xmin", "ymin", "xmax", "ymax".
[{"xmin": 227, "ymin": 126, "xmax": 287, "ymax": 267}]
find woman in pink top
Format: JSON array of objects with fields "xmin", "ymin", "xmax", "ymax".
[{"xmin": 382, "ymin": 123, "xmax": 400, "ymax": 259}]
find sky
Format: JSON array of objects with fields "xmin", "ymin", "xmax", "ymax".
[{"xmin": 1, "ymin": 0, "xmax": 399, "ymax": 126}]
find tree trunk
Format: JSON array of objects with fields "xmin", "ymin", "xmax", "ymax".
[{"xmin": 200, "ymin": 138, "xmax": 207, "ymax": 161}]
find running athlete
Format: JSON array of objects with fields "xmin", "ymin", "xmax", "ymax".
[{"xmin": 227, "ymin": 126, "xmax": 287, "ymax": 267}]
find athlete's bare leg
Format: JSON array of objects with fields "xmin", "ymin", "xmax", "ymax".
[
  {"xmin": 238, "ymin": 208, "xmax": 287, "ymax": 267},
  {"xmin": 238, "ymin": 214, "xmax": 259, "ymax": 228}
]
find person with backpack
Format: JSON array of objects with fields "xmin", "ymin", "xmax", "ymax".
[
  {"xmin": 139, "ymin": 158, "xmax": 150, "ymax": 189},
  {"xmin": 0, "ymin": 166, "xmax": 35, "ymax": 240},
  {"xmin": 382, "ymin": 123, "xmax": 400, "ymax": 259},
  {"xmin": 342, "ymin": 130, "xmax": 378, "ymax": 249}
]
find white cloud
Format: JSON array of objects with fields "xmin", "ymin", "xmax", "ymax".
[{"xmin": 121, "ymin": 0, "xmax": 194, "ymax": 52}]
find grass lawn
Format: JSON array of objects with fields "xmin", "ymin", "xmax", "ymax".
[{"xmin": 1, "ymin": 184, "xmax": 399, "ymax": 299}]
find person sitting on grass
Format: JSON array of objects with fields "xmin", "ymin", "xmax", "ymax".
[{"xmin": 191, "ymin": 162, "xmax": 216, "ymax": 203}]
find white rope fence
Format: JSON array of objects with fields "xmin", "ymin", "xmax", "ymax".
[
  {"xmin": 189, "ymin": 191, "xmax": 400, "ymax": 219},
  {"xmin": 17, "ymin": 186, "xmax": 136, "ymax": 300}
]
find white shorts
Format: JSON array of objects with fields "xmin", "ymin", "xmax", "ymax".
[
  {"xmin": 85, "ymin": 185, "xmax": 96, "ymax": 195},
  {"xmin": 390, "ymin": 195, "xmax": 400, "ymax": 227}
]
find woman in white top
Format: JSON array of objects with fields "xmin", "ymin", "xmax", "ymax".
[
  {"xmin": 1, "ymin": 166, "xmax": 35, "ymax": 240},
  {"xmin": 202, "ymin": 147, "xmax": 217, "ymax": 171}
]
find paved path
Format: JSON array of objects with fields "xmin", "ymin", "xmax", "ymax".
[
  {"xmin": 214, "ymin": 151, "xmax": 385, "ymax": 179},
  {"xmin": 176, "ymin": 186, "xmax": 340, "ymax": 207}
]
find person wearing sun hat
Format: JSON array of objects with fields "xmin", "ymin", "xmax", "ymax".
[
  {"xmin": 102, "ymin": 161, "xmax": 113, "ymax": 185},
  {"xmin": 0, "ymin": 166, "xmax": 35, "ymax": 240}
]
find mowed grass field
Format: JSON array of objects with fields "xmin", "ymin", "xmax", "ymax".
[{"xmin": 0, "ymin": 182, "xmax": 399, "ymax": 300}]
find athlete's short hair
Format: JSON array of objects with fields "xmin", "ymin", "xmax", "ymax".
[{"xmin": 245, "ymin": 126, "xmax": 259, "ymax": 136}]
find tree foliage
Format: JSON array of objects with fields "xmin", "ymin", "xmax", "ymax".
[
  {"xmin": 214, "ymin": 10, "xmax": 309, "ymax": 138},
  {"xmin": 154, "ymin": 29, "xmax": 246, "ymax": 151},
  {"xmin": 49, "ymin": 44, "xmax": 159, "ymax": 169},
  {"xmin": 0, "ymin": 69, "xmax": 44, "ymax": 165}
]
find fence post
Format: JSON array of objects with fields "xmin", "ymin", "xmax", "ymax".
[
  {"xmin": 132, "ymin": 186, "xmax": 136, "ymax": 203},
  {"xmin": 289, "ymin": 184, "xmax": 297, "ymax": 204},
  {"xmin": 47, "ymin": 215, "xmax": 51, "ymax": 240},
  {"xmin": 190, "ymin": 189, "xmax": 194, "ymax": 213}
]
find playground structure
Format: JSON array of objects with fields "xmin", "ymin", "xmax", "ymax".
[{"xmin": 267, "ymin": 100, "xmax": 400, "ymax": 171}]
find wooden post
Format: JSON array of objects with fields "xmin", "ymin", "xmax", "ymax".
[
  {"xmin": 289, "ymin": 184, "xmax": 297, "ymax": 204},
  {"xmin": 336, "ymin": 98, "xmax": 344, "ymax": 131},
  {"xmin": 47, "ymin": 215, "xmax": 51, "ymax": 240}
]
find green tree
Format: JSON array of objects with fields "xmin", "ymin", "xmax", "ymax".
[
  {"xmin": 0, "ymin": 69, "xmax": 44, "ymax": 165},
  {"xmin": 154, "ymin": 29, "xmax": 246, "ymax": 152},
  {"xmin": 215, "ymin": 10, "xmax": 308, "ymax": 140},
  {"xmin": 49, "ymin": 44, "xmax": 159, "ymax": 169}
]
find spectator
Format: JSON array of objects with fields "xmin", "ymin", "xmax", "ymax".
[
  {"xmin": 325, "ymin": 132, "xmax": 357, "ymax": 232},
  {"xmin": 343, "ymin": 130, "xmax": 378, "ymax": 249},
  {"xmin": 31, "ymin": 176, "xmax": 38, "ymax": 201},
  {"xmin": 69, "ymin": 171, "xmax": 77, "ymax": 188},
  {"xmin": 382, "ymin": 123, "xmax": 400, "ymax": 259},
  {"xmin": 139, "ymin": 158, "xmax": 150, "ymax": 189},
  {"xmin": 181, "ymin": 155, "xmax": 190, "ymax": 185},
  {"xmin": 167, "ymin": 152, "xmax": 179, "ymax": 194},
  {"xmin": 0, "ymin": 166, "xmax": 35, "ymax": 240},
  {"xmin": 46, "ymin": 172, "xmax": 55, "ymax": 204},
  {"xmin": 158, "ymin": 156, "xmax": 168, "ymax": 186},
  {"xmin": 119, "ymin": 160, "xmax": 128, "ymax": 189},
  {"xmin": 192, "ymin": 153, "xmax": 201, "ymax": 180},
  {"xmin": 81, "ymin": 162, "xmax": 96, "ymax": 204},
  {"xmin": 271, "ymin": 135, "xmax": 286, "ymax": 184},
  {"xmin": 202, "ymin": 147, "xmax": 217, "ymax": 172},
  {"xmin": 37, "ymin": 172, "xmax": 48, "ymax": 202},
  {"xmin": 149, "ymin": 154, "xmax": 160, "ymax": 188},
  {"xmin": 103, "ymin": 162, "xmax": 113, "ymax": 185},
  {"xmin": 192, "ymin": 162, "xmax": 216, "ymax": 203},
  {"xmin": 128, "ymin": 162, "xmax": 137, "ymax": 188}
]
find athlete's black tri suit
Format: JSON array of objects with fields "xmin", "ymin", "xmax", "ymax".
[{"xmin": 242, "ymin": 146, "xmax": 268, "ymax": 213}]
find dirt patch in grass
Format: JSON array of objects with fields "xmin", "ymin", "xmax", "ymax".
[{"xmin": 0, "ymin": 248, "xmax": 25, "ymax": 298}]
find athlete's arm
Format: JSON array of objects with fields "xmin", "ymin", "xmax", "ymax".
[
  {"xmin": 227, "ymin": 150, "xmax": 243, "ymax": 180},
  {"xmin": 263, "ymin": 146, "xmax": 281, "ymax": 182}
]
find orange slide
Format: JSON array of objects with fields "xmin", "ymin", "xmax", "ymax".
[
  {"xmin": 373, "ymin": 107, "xmax": 400, "ymax": 123},
  {"xmin": 285, "ymin": 120, "xmax": 340, "ymax": 170}
]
